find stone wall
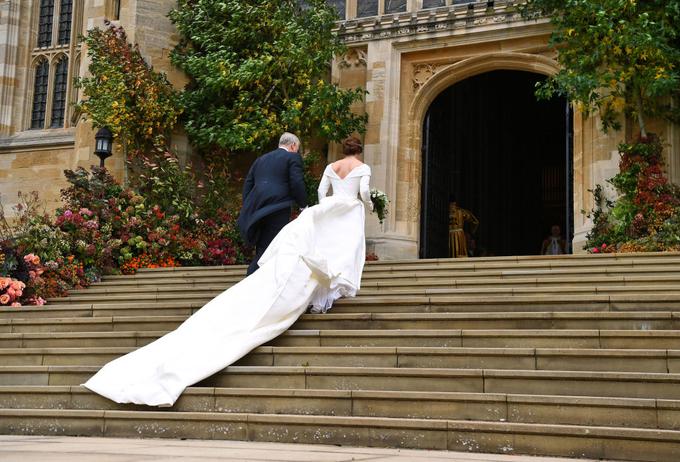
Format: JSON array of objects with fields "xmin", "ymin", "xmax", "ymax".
[{"xmin": 0, "ymin": 0, "xmax": 184, "ymax": 216}]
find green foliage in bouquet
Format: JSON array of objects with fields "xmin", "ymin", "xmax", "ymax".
[{"xmin": 370, "ymin": 189, "xmax": 389, "ymax": 225}]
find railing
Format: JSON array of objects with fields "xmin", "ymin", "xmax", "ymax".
[{"xmin": 331, "ymin": 0, "xmax": 483, "ymax": 20}]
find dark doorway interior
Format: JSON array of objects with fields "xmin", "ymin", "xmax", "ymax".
[{"xmin": 420, "ymin": 70, "xmax": 573, "ymax": 258}]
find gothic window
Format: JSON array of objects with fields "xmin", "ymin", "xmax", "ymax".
[
  {"xmin": 50, "ymin": 57, "xmax": 69, "ymax": 128},
  {"xmin": 385, "ymin": 0, "xmax": 407, "ymax": 14},
  {"xmin": 327, "ymin": 0, "xmax": 346, "ymax": 19},
  {"xmin": 30, "ymin": 0, "xmax": 80, "ymax": 130},
  {"xmin": 357, "ymin": 0, "xmax": 379, "ymax": 17},
  {"xmin": 31, "ymin": 60, "xmax": 49, "ymax": 129},
  {"xmin": 58, "ymin": 0, "xmax": 73, "ymax": 45},
  {"xmin": 38, "ymin": 0, "xmax": 55, "ymax": 48}
]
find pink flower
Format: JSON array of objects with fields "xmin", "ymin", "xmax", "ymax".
[
  {"xmin": 592, "ymin": 247, "xmax": 600, "ymax": 253},
  {"xmin": 24, "ymin": 253, "xmax": 41, "ymax": 266},
  {"xmin": 84, "ymin": 220, "xmax": 99, "ymax": 230},
  {"xmin": 79, "ymin": 207, "xmax": 93, "ymax": 216},
  {"xmin": 64, "ymin": 210, "xmax": 73, "ymax": 218},
  {"xmin": 11, "ymin": 302, "xmax": 20, "ymax": 307},
  {"xmin": 6, "ymin": 287, "xmax": 15, "ymax": 298},
  {"xmin": 0, "ymin": 278, "xmax": 10, "ymax": 290},
  {"xmin": 32, "ymin": 297, "xmax": 46, "ymax": 306},
  {"xmin": 10, "ymin": 281, "xmax": 25, "ymax": 291},
  {"xmin": 0, "ymin": 294, "xmax": 10, "ymax": 305},
  {"xmin": 601, "ymin": 244, "xmax": 607, "ymax": 249}
]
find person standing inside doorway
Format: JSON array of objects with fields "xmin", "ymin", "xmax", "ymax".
[
  {"xmin": 541, "ymin": 225, "xmax": 567, "ymax": 255},
  {"xmin": 448, "ymin": 197, "xmax": 479, "ymax": 258}
]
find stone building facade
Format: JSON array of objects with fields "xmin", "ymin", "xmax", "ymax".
[{"xmin": 0, "ymin": 0, "xmax": 678, "ymax": 259}]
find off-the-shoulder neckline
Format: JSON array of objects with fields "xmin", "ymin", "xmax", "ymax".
[{"xmin": 325, "ymin": 163, "xmax": 369, "ymax": 180}]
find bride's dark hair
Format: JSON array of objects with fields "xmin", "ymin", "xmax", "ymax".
[{"xmin": 342, "ymin": 136, "xmax": 363, "ymax": 156}]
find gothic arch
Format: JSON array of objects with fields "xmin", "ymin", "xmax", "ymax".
[
  {"xmin": 408, "ymin": 52, "xmax": 560, "ymax": 142},
  {"xmin": 399, "ymin": 52, "xmax": 561, "ymax": 244},
  {"xmin": 50, "ymin": 52, "xmax": 68, "ymax": 66}
]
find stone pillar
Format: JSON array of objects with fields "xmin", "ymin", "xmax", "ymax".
[
  {"xmin": 0, "ymin": 0, "xmax": 20, "ymax": 135},
  {"xmin": 572, "ymin": 112, "xmax": 623, "ymax": 253}
]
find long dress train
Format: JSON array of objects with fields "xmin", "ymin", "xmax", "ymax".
[{"xmin": 83, "ymin": 163, "xmax": 371, "ymax": 406}]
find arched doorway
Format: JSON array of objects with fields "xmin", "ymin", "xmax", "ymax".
[{"xmin": 420, "ymin": 70, "xmax": 573, "ymax": 258}]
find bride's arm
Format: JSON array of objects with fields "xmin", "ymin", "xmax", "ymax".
[
  {"xmin": 360, "ymin": 174, "xmax": 373, "ymax": 211},
  {"xmin": 317, "ymin": 171, "xmax": 331, "ymax": 203}
]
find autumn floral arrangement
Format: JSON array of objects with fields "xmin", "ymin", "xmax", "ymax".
[
  {"xmin": 0, "ymin": 164, "xmax": 249, "ymax": 307},
  {"xmin": 585, "ymin": 135, "xmax": 680, "ymax": 253}
]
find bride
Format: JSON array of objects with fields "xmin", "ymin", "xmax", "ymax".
[{"xmin": 83, "ymin": 136, "xmax": 373, "ymax": 406}]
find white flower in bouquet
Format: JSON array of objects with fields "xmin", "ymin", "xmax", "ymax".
[{"xmin": 370, "ymin": 188, "xmax": 389, "ymax": 224}]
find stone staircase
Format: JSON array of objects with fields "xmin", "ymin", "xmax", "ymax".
[{"xmin": 2, "ymin": 253, "xmax": 680, "ymax": 460}]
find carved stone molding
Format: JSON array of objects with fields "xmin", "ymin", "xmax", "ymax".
[
  {"xmin": 0, "ymin": 128, "xmax": 75, "ymax": 152},
  {"xmin": 336, "ymin": 1, "xmax": 534, "ymax": 44},
  {"xmin": 473, "ymin": 12, "xmax": 521, "ymax": 26},
  {"xmin": 339, "ymin": 47, "xmax": 368, "ymax": 68},
  {"xmin": 412, "ymin": 63, "xmax": 449, "ymax": 91}
]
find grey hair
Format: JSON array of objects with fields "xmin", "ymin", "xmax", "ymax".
[{"xmin": 278, "ymin": 132, "xmax": 300, "ymax": 148}]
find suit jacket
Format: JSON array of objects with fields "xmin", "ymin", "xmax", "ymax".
[{"xmin": 237, "ymin": 147, "xmax": 308, "ymax": 245}]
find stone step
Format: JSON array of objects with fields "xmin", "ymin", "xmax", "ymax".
[
  {"xmin": 99, "ymin": 265, "xmax": 680, "ymax": 284},
  {"xmin": 1, "ymin": 346, "xmax": 678, "ymax": 373},
  {"xmin": 82, "ymin": 273, "xmax": 680, "ymax": 291},
  {"xmin": 64, "ymin": 284, "xmax": 680, "ymax": 300},
  {"xmin": 90, "ymin": 274, "xmax": 680, "ymax": 291},
  {"xmin": 127, "ymin": 252, "xmax": 680, "ymax": 273},
  {"xmin": 5, "ymin": 329, "xmax": 680, "ymax": 349},
  {"xmin": 1, "ymin": 386, "xmax": 678, "ymax": 431},
  {"xmin": 6, "ymin": 365, "xmax": 680, "ymax": 400},
  {"xmin": 123, "ymin": 254, "xmax": 680, "ymax": 275},
  {"xmin": 1, "ymin": 408, "xmax": 679, "ymax": 460},
  {"xmin": 10, "ymin": 294, "xmax": 680, "ymax": 319},
  {"xmin": 3, "ymin": 312, "xmax": 679, "ymax": 334}
]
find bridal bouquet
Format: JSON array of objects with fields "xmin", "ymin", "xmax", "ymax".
[{"xmin": 370, "ymin": 188, "xmax": 389, "ymax": 224}]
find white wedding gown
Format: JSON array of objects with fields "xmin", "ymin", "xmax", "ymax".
[{"xmin": 83, "ymin": 163, "xmax": 372, "ymax": 406}]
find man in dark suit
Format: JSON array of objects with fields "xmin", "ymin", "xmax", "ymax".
[{"xmin": 238, "ymin": 132, "xmax": 308, "ymax": 275}]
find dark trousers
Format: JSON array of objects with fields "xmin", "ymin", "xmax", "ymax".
[{"xmin": 246, "ymin": 208, "xmax": 290, "ymax": 276}]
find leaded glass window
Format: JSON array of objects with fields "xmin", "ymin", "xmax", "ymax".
[
  {"xmin": 327, "ymin": 0, "xmax": 346, "ymax": 19},
  {"xmin": 38, "ymin": 0, "xmax": 55, "ymax": 47},
  {"xmin": 50, "ymin": 57, "xmax": 69, "ymax": 128},
  {"xmin": 31, "ymin": 60, "xmax": 49, "ymax": 129},
  {"xmin": 385, "ymin": 0, "xmax": 407, "ymax": 14},
  {"xmin": 58, "ymin": 0, "xmax": 73, "ymax": 45},
  {"xmin": 357, "ymin": 0, "xmax": 378, "ymax": 17},
  {"xmin": 422, "ymin": 0, "xmax": 446, "ymax": 8}
]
